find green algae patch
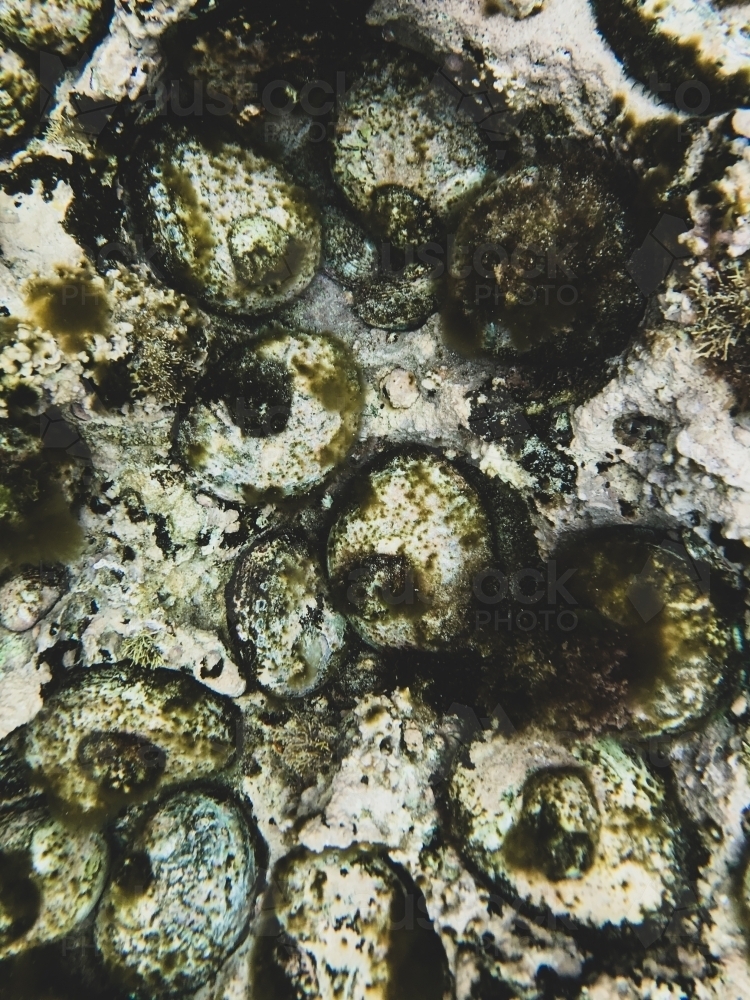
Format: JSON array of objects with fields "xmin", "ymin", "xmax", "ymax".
[
  {"xmin": 186, "ymin": 441, "xmax": 208, "ymax": 469},
  {"xmin": 293, "ymin": 334, "xmax": 364, "ymax": 417},
  {"xmin": 25, "ymin": 265, "xmax": 111, "ymax": 354},
  {"xmin": 0, "ymin": 480, "xmax": 83, "ymax": 572}
]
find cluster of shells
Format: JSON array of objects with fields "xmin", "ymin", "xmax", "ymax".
[{"xmin": 1, "ymin": 0, "xmax": 750, "ymax": 997}]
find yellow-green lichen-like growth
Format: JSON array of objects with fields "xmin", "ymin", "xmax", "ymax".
[
  {"xmin": 327, "ymin": 451, "xmax": 494, "ymax": 651},
  {"xmin": 177, "ymin": 329, "xmax": 363, "ymax": 503},
  {"xmin": 23, "ymin": 664, "xmax": 240, "ymax": 821},
  {"xmin": 135, "ymin": 126, "xmax": 321, "ymax": 315}
]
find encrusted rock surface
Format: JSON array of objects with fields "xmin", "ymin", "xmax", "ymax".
[{"xmin": 0, "ymin": 0, "xmax": 749, "ymax": 997}]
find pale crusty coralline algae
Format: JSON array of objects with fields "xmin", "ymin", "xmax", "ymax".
[{"xmin": 0, "ymin": 566, "xmax": 63, "ymax": 632}]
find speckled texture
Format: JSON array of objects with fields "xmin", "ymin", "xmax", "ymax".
[
  {"xmin": 177, "ymin": 330, "xmax": 363, "ymax": 502},
  {"xmin": 0, "ymin": 46, "xmax": 37, "ymax": 141},
  {"xmin": 23, "ymin": 664, "xmax": 239, "ymax": 818},
  {"xmin": 229, "ymin": 530, "xmax": 349, "ymax": 697},
  {"xmin": 450, "ymin": 728, "xmax": 685, "ymax": 929},
  {"xmin": 0, "ymin": 568, "xmax": 63, "ymax": 633},
  {"xmin": 255, "ymin": 845, "xmax": 449, "ymax": 1000},
  {"xmin": 451, "ymin": 157, "xmax": 642, "ymax": 362},
  {"xmin": 0, "ymin": 0, "xmax": 749, "ymax": 996},
  {"xmin": 95, "ymin": 790, "xmax": 255, "ymax": 997},
  {"xmin": 0, "ymin": 0, "xmax": 106, "ymax": 55},
  {"xmin": 332, "ymin": 53, "xmax": 493, "ymax": 219},
  {"xmin": 322, "ymin": 205, "xmax": 379, "ymax": 289},
  {"xmin": 327, "ymin": 451, "xmax": 494, "ymax": 650},
  {"xmin": 134, "ymin": 127, "xmax": 321, "ymax": 315}
]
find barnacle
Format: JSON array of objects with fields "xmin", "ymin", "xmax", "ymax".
[
  {"xmin": 333, "ymin": 54, "xmax": 492, "ymax": 221},
  {"xmin": 557, "ymin": 529, "xmax": 736, "ymax": 736},
  {"xmin": 253, "ymin": 846, "xmax": 450, "ymax": 999},
  {"xmin": 329, "ymin": 54, "xmax": 492, "ymax": 330}
]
